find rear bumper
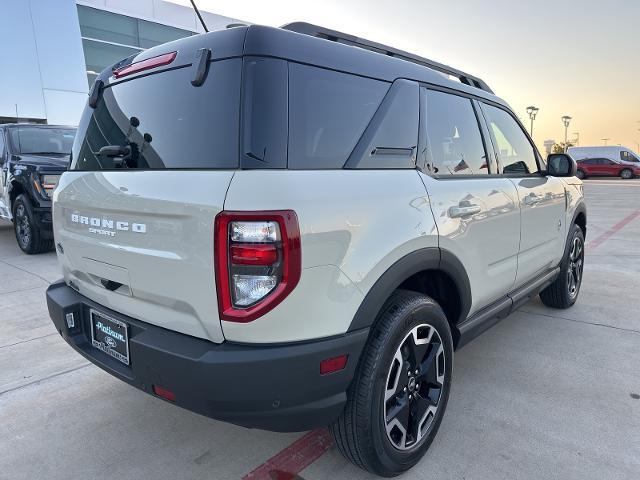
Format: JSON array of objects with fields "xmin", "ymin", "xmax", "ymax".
[{"xmin": 46, "ymin": 280, "xmax": 368, "ymax": 432}]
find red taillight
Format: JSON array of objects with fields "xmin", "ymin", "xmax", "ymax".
[
  {"xmin": 214, "ymin": 211, "xmax": 301, "ymax": 323},
  {"xmin": 320, "ymin": 355, "xmax": 349, "ymax": 375},
  {"xmin": 230, "ymin": 244, "xmax": 278, "ymax": 265},
  {"xmin": 113, "ymin": 51, "xmax": 177, "ymax": 79},
  {"xmin": 152, "ymin": 385, "xmax": 176, "ymax": 402}
]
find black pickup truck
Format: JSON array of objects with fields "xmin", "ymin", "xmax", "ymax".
[{"xmin": 0, "ymin": 124, "xmax": 76, "ymax": 253}]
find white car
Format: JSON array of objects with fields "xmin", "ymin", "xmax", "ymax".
[{"xmin": 46, "ymin": 22, "xmax": 587, "ymax": 477}]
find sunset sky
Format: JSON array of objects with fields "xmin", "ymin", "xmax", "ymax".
[{"xmin": 172, "ymin": 0, "xmax": 640, "ymax": 154}]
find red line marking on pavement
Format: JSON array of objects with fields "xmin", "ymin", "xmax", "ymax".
[
  {"xmin": 587, "ymin": 209, "xmax": 640, "ymax": 250},
  {"xmin": 242, "ymin": 428, "xmax": 333, "ymax": 480}
]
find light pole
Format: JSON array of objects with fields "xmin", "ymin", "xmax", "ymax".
[
  {"xmin": 572, "ymin": 132, "xmax": 580, "ymax": 146},
  {"xmin": 602, "ymin": 138, "xmax": 610, "ymax": 146},
  {"xmin": 526, "ymin": 106, "xmax": 539, "ymax": 137},
  {"xmin": 561, "ymin": 116, "xmax": 572, "ymax": 150}
]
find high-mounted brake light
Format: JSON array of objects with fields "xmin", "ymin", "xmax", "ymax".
[
  {"xmin": 214, "ymin": 211, "xmax": 301, "ymax": 323},
  {"xmin": 113, "ymin": 51, "xmax": 177, "ymax": 79}
]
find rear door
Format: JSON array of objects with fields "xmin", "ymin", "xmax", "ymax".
[
  {"xmin": 55, "ymin": 43, "xmax": 243, "ymax": 343},
  {"xmin": 418, "ymin": 89, "xmax": 520, "ymax": 315},
  {"xmin": 479, "ymin": 103, "xmax": 566, "ymax": 287},
  {"xmin": 601, "ymin": 158, "xmax": 620, "ymax": 176}
]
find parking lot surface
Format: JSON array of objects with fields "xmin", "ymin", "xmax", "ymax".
[{"xmin": 1, "ymin": 179, "xmax": 639, "ymax": 480}]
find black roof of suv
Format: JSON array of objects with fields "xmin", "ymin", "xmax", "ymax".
[{"xmin": 94, "ymin": 23, "xmax": 508, "ymax": 108}]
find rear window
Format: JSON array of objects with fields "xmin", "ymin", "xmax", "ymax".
[
  {"xmin": 288, "ymin": 64, "xmax": 389, "ymax": 169},
  {"xmin": 71, "ymin": 58, "xmax": 241, "ymax": 170}
]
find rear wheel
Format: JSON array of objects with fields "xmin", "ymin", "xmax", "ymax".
[
  {"xmin": 331, "ymin": 290, "xmax": 453, "ymax": 477},
  {"xmin": 12, "ymin": 194, "xmax": 53, "ymax": 254},
  {"xmin": 576, "ymin": 169, "xmax": 586, "ymax": 180},
  {"xmin": 540, "ymin": 224, "xmax": 584, "ymax": 308},
  {"xmin": 620, "ymin": 168, "xmax": 633, "ymax": 179}
]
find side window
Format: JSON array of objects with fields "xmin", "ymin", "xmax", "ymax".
[
  {"xmin": 482, "ymin": 104, "xmax": 539, "ymax": 175},
  {"xmin": 423, "ymin": 89, "xmax": 488, "ymax": 175},
  {"xmin": 347, "ymin": 79, "xmax": 419, "ymax": 169},
  {"xmin": 0, "ymin": 131, "xmax": 4, "ymax": 162},
  {"xmin": 288, "ymin": 63, "xmax": 388, "ymax": 169},
  {"xmin": 621, "ymin": 151, "xmax": 639, "ymax": 162}
]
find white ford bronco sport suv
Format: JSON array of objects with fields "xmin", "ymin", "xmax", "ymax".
[{"xmin": 46, "ymin": 23, "xmax": 586, "ymax": 477}]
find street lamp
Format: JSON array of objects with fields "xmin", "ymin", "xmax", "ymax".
[
  {"xmin": 602, "ymin": 138, "xmax": 610, "ymax": 146},
  {"xmin": 526, "ymin": 106, "xmax": 539, "ymax": 137},
  {"xmin": 572, "ymin": 132, "xmax": 580, "ymax": 146},
  {"xmin": 561, "ymin": 116, "xmax": 572, "ymax": 151}
]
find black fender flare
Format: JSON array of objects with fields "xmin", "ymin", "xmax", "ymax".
[
  {"xmin": 570, "ymin": 201, "xmax": 587, "ymax": 238},
  {"xmin": 347, "ymin": 247, "xmax": 472, "ymax": 332}
]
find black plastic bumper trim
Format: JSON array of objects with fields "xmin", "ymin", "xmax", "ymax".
[{"xmin": 46, "ymin": 280, "xmax": 369, "ymax": 432}]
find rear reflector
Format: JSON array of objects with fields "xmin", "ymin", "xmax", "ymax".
[
  {"xmin": 113, "ymin": 51, "xmax": 177, "ymax": 79},
  {"xmin": 320, "ymin": 355, "xmax": 348, "ymax": 375},
  {"xmin": 231, "ymin": 244, "xmax": 278, "ymax": 265},
  {"xmin": 152, "ymin": 385, "xmax": 176, "ymax": 402}
]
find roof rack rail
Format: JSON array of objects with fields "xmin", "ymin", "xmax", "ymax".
[{"xmin": 281, "ymin": 22, "xmax": 493, "ymax": 94}]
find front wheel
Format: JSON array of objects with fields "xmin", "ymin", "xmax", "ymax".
[
  {"xmin": 12, "ymin": 194, "xmax": 53, "ymax": 254},
  {"xmin": 540, "ymin": 224, "xmax": 584, "ymax": 308},
  {"xmin": 576, "ymin": 169, "xmax": 586, "ymax": 180},
  {"xmin": 331, "ymin": 290, "xmax": 453, "ymax": 477},
  {"xmin": 620, "ymin": 168, "xmax": 633, "ymax": 179}
]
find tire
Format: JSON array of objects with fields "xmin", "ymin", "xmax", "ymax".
[
  {"xmin": 539, "ymin": 224, "xmax": 584, "ymax": 309},
  {"xmin": 620, "ymin": 168, "xmax": 633, "ymax": 179},
  {"xmin": 12, "ymin": 194, "xmax": 53, "ymax": 254},
  {"xmin": 576, "ymin": 169, "xmax": 586, "ymax": 180},
  {"xmin": 331, "ymin": 290, "xmax": 453, "ymax": 477}
]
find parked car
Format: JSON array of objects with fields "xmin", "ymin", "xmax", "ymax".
[
  {"xmin": 46, "ymin": 23, "xmax": 586, "ymax": 477},
  {"xmin": 575, "ymin": 157, "xmax": 640, "ymax": 179},
  {"xmin": 567, "ymin": 146, "xmax": 640, "ymax": 166},
  {"xmin": 0, "ymin": 124, "xmax": 76, "ymax": 253}
]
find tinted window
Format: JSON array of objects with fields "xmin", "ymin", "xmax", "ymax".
[
  {"xmin": 71, "ymin": 59, "xmax": 241, "ymax": 170},
  {"xmin": 483, "ymin": 104, "xmax": 538, "ymax": 175},
  {"xmin": 621, "ymin": 151, "xmax": 639, "ymax": 162},
  {"xmin": 288, "ymin": 64, "xmax": 388, "ymax": 169},
  {"xmin": 582, "ymin": 158, "xmax": 597, "ymax": 165},
  {"xmin": 424, "ymin": 90, "xmax": 487, "ymax": 175},
  {"xmin": 8, "ymin": 127, "xmax": 76, "ymax": 155},
  {"xmin": 347, "ymin": 80, "xmax": 419, "ymax": 169}
]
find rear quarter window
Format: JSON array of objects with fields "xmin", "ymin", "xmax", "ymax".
[
  {"xmin": 288, "ymin": 64, "xmax": 389, "ymax": 169},
  {"xmin": 72, "ymin": 58, "xmax": 241, "ymax": 170}
]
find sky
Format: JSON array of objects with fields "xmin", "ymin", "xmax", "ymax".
[{"xmin": 171, "ymin": 0, "xmax": 640, "ymax": 153}]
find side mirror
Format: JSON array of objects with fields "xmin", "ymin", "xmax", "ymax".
[{"xmin": 547, "ymin": 153, "xmax": 577, "ymax": 177}]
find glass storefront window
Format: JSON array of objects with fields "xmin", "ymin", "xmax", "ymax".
[
  {"xmin": 77, "ymin": 6, "xmax": 194, "ymax": 87},
  {"xmin": 138, "ymin": 20, "xmax": 193, "ymax": 48},
  {"xmin": 78, "ymin": 7, "xmax": 139, "ymax": 46}
]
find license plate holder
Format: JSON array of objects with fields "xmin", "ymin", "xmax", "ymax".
[{"xmin": 90, "ymin": 309, "xmax": 130, "ymax": 365}]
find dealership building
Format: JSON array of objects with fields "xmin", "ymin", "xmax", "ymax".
[{"xmin": 1, "ymin": 0, "xmax": 245, "ymax": 126}]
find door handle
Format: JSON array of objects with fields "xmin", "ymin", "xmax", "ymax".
[{"xmin": 449, "ymin": 204, "xmax": 481, "ymax": 218}]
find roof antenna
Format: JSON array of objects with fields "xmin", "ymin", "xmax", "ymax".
[{"xmin": 190, "ymin": 0, "xmax": 209, "ymax": 32}]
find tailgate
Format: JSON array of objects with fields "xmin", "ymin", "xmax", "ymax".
[{"xmin": 53, "ymin": 171, "xmax": 233, "ymax": 343}]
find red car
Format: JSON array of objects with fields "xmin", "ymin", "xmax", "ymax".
[{"xmin": 576, "ymin": 157, "xmax": 640, "ymax": 179}]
